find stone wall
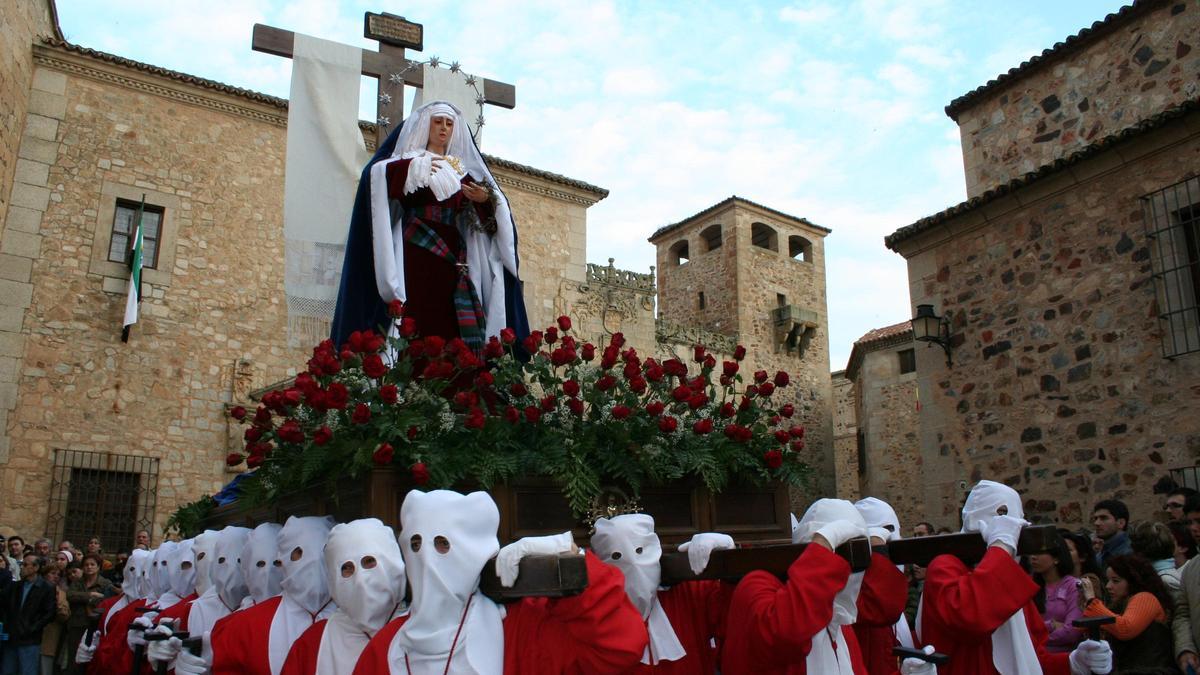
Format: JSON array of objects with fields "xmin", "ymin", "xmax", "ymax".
[
  {"xmin": 854, "ymin": 343, "xmax": 924, "ymax": 528},
  {"xmin": 0, "ymin": 0, "xmax": 56, "ymax": 243},
  {"xmin": 831, "ymin": 370, "xmax": 860, "ymax": 501},
  {"xmin": 954, "ymin": 1, "xmax": 1200, "ymax": 198},
  {"xmin": 0, "ymin": 42, "xmax": 608, "ymax": 539},
  {"xmin": 895, "ymin": 110, "xmax": 1200, "ymax": 528},
  {"xmin": 655, "ymin": 213, "xmax": 738, "ymax": 336}
]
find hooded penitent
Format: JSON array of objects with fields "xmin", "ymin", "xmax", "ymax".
[
  {"xmin": 854, "ymin": 497, "xmax": 915, "ymax": 649},
  {"xmin": 169, "ymin": 539, "xmax": 197, "ymax": 600},
  {"xmin": 151, "ymin": 541, "xmax": 180, "ymax": 607},
  {"xmin": 269, "ymin": 515, "xmax": 336, "ymax": 675},
  {"xmin": 138, "ymin": 548, "xmax": 158, "ymax": 604},
  {"xmin": 793, "ymin": 498, "xmax": 868, "ymax": 675},
  {"xmin": 316, "ymin": 518, "xmax": 406, "ymax": 675},
  {"xmin": 123, "ymin": 549, "xmax": 151, "ymax": 600},
  {"xmin": 591, "ymin": 514, "xmax": 685, "ymax": 665},
  {"xmin": 212, "ymin": 527, "xmax": 252, "ymax": 612},
  {"xmin": 392, "ymin": 489, "xmax": 505, "ymax": 675},
  {"xmin": 241, "ymin": 522, "xmax": 284, "ymax": 608},
  {"xmin": 192, "ymin": 529, "xmax": 219, "ymax": 597}
]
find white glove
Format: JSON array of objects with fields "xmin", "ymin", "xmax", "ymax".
[
  {"xmin": 868, "ymin": 526, "xmax": 893, "ymax": 544},
  {"xmin": 814, "ymin": 519, "xmax": 866, "ymax": 550},
  {"xmin": 146, "ymin": 623, "xmax": 182, "ymax": 665},
  {"xmin": 678, "ymin": 532, "xmax": 735, "ymax": 575},
  {"xmin": 1069, "ymin": 639, "xmax": 1113, "ymax": 674},
  {"xmin": 75, "ymin": 630, "xmax": 100, "ymax": 664},
  {"xmin": 496, "ymin": 531, "xmax": 575, "ymax": 587},
  {"xmin": 127, "ymin": 615, "xmax": 156, "ymax": 650},
  {"xmin": 978, "ymin": 514, "xmax": 1028, "ymax": 555},
  {"xmin": 175, "ymin": 644, "xmax": 211, "ymax": 675},
  {"xmin": 900, "ymin": 646, "xmax": 938, "ymax": 675}
]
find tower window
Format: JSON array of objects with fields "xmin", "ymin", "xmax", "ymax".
[
  {"xmin": 776, "ymin": 293, "xmax": 787, "ymax": 307},
  {"xmin": 898, "ymin": 348, "xmax": 916, "ymax": 374},
  {"xmin": 698, "ymin": 292, "xmax": 706, "ymax": 309},
  {"xmin": 788, "ymin": 235, "xmax": 813, "ymax": 262},
  {"xmin": 751, "ymin": 222, "xmax": 779, "ymax": 252},
  {"xmin": 700, "ymin": 224, "xmax": 723, "ymax": 251},
  {"xmin": 669, "ymin": 239, "xmax": 690, "ymax": 266}
]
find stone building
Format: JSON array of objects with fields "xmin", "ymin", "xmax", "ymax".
[
  {"xmin": 0, "ymin": 4, "xmax": 837, "ymax": 542},
  {"xmin": 649, "ymin": 196, "xmax": 835, "ymax": 497},
  {"xmin": 885, "ymin": 0, "xmax": 1200, "ymax": 526},
  {"xmin": 841, "ymin": 322, "xmax": 923, "ymax": 527},
  {"xmin": 830, "ymin": 370, "xmax": 859, "ymax": 501}
]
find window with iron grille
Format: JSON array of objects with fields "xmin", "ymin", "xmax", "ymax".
[
  {"xmin": 107, "ymin": 199, "xmax": 163, "ymax": 269},
  {"xmin": 1142, "ymin": 176, "xmax": 1200, "ymax": 357},
  {"xmin": 46, "ymin": 450, "xmax": 159, "ymax": 553}
]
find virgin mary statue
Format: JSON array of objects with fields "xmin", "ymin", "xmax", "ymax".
[{"xmin": 330, "ymin": 101, "xmax": 530, "ymax": 351}]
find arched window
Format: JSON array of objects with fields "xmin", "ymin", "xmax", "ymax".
[
  {"xmin": 700, "ymin": 224, "xmax": 723, "ymax": 252},
  {"xmin": 669, "ymin": 239, "xmax": 690, "ymax": 265},
  {"xmin": 788, "ymin": 235, "xmax": 813, "ymax": 262},
  {"xmin": 751, "ymin": 222, "xmax": 778, "ymax": 252}
]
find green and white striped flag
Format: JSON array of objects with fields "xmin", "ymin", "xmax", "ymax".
[{"xmin": 121, "ymin": 196, "xmax": 145, "ymax": 343}]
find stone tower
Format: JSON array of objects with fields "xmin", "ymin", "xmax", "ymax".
[{"xmin": 649, "ymin": 196, "xmax": 836, "ymax": 500}]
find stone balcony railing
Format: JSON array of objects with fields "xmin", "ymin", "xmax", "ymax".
[
  {"xmin": 655, "ymin": 317, "xmax": 739, "ymax": 355},
  {"xmin": 587, "ymin": 258, "xmax": 655, "ymax": 294}
]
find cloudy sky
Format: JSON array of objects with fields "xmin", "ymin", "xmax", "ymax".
[{"xmin": 56, "ymin": 0, "xmax": 1126, "ymax": 369}]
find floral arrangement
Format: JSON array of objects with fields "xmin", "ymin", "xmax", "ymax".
[{"xmin": 224, "ymin": 302, "xmax": 810, "ymax": 514}]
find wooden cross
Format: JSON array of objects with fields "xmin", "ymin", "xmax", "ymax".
[{"xmin": 252, "ymin": 12, "xmax": 516, "ymax": 146}]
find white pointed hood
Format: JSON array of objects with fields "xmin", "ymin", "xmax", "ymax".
[
  {"xmin": 278, "ymin": 515, "xmax": 335, "ymax": 615},
  {"xmin": 242, "ymin": 523, "xmax": 283, "ymax": 606},
  {"xmin": 793, "ymin": 498, "xmax": 867, "ymax": 675},
  {"xmin": 192, "ymin": 529, "xmax": 219, "ymax": 597},
  {"xmin": 169, "ymin": 539, "xmax": 197, "ymax": 599},
  {"xmin": 211, "ymin": 526, "xmax": 251, "ymax": 611}
]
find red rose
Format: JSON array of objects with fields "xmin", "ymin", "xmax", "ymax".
[
  {"xmin": 600, "ymin": 346, "xmax": 619, "ymax": 370},
  {"xmin": 623, "ymin": 361, "xmax": 640, "ymax": 380},
  {"xmin": 388, "ymin": 299, "xmax": 405, "ymax": 318},
  {"xmin": 475, "ymin": 371, "xmax": 495, "ymax": 388},
  {"xmin": 753, "ymin": 370, "xmax": 769, "ymax": 383},
  {"xmin": 789, "ymin": 426, "xmax": 806, "ymax": 439},
  {"xmin": 628, "ymin": 376, "xmax": 647, "ymax": 394},
  {"xmin": 595, "ymin": 375, "xmax": 617, "ymax": 392},
  {"xmin": 719, "ymin": 402, "xmax": 736, "ymax": 418},
  {"xmin": 372, "ymin": 442, "xmax": 394, "ymax": 466},
  {"xmin": 645, "ymin": 365, "xmax": 664, "ymax": 382},
  {"xmin": 464, "ymin": 407, "xmax": 486, "ymax": 430},
  {"xmin": 453, "ymin": 391, "xmax": 475, "ymax": 409},
  {"xmin": 277, "ymin": 419, "xmax": 305, "ymax": 444},
  {"xmin": 483, "ymin": 338, "xmax": 504, "ymax": 360},
  {"xmin": 411, "ymin": 462, "xmax": 430, "ymax": 485},
  {"xmin": 688, "ymin": 393, "xmax": 708, "ymax": 409},
  {"xmin": 612, "ymin": 404, "xmax": 632, "ymax": 420},
  {"xmin": 739, "ymin": 395, "xmax": 753, "ymax": 412},
  {"xmin": 658, "ymin": 416, "xmax": 678, "ymax": 433},
  {"xmin": 325, "ymin": 382, "xmax": 349, "ymax": 410},
  {"xmin": 774, "ymin": 430, "xmax": 790, "ymax": 444},
  {"xmin": 230, "ymin": 406, "xmax": 247, "ymax": 421},
  {"xmin": 351, "ymin": 402, "xmax": 371, "ymax": 425},
  {"xmin": 664, "ymin": 359, "xmax": 687, "ymax": 378},
  {"xmin": 581, "ymin": 343, "xmax": 596, "ymax": 361},
  {"xmin": 541, "ymin": 395, "xmax": 557, "ymax": 412},
  {"xmin": 722, "ymin": 361, "xmax": 739, "ymax": 378},
  {"xmin": 770, "ymin": 415, "xmax": 782, "ymax": 426},
  {"xmin": 340, "ymin": 349, "xmax": 355, "ymax": 362},
  {"xmin": 567, "ymin": 398, "xmax": 584, "ymax": 416},
  {"xmin": 510, "ymin": 382, "xmax": 529, "ymax": 397},
  {"xmin": 703, "ymin": 354, "xmax": 716, "ymax": 370},
  {"xmin": 313, "ymin": 426, "xmax": 333, "ymax": 446},
  {"xmin": 500, "ymin": 328, "xmax": 517, "ymax": 345},
  {"xmin": 225, "ymin": 453, "xmax": 244, "ymax": 467},
  {"xmin": 645, "ymin": 401, "xmax": 665, "ymax": 417},
  {"xmin": 524, "ymin": 406, "xmax": 541, "ymax": 424},
  {"xmin": 400, "ymin": 317, "xmax": 418, "ymax": 338},
  {"xmin": 424, "ymin": 336, "xmax": 446, "ymax": 358},
  {"xmin": 244, "ymin": 427, "xmax": 263, "ymax": 443},
  {"xmin": 380, "ymin": 384, "xmax": 399, "ymax": 405},
  {"xmin": 693, "ymin": 345, "xmax": 707, "ymax": 363},
  {"xmin": 562, "ymin": 380, "xmax": 580, "ymax": 398},
  {"xmin": 246, "ymin": 453, "xmax": 266, "ymax": 469},
  {"xmin": 774, "ymin": 371, "xmax": 790, "ymax": 387},
  {"xmin": 407, "ymin": 426, "xmax": 419, "ymax": 440},
  {"xmin": 557, "ymin": 315, "xmax": 572, "ymax": 332},
  {"xmin": 550, "ymin": 347, "xmax": 576, "ymax": 367},
  {"xmin": 746, "ymin": 385, "xmax": 759, "ymax": 398},
  {"xmin": 733, "ymin": 345, "xmax": 747, "ymax": 361},
  {"xmin": 780, "ymin": 404, "xmax": 795, "ymax": 418},
  {"xmin": 763, "ymin": 449, "xmax": 783, "ymax": 469},
  {"xmin": 758, "ymin": 382, "xmax": 775, "ymax": 397},
  {"xmin": 253, "ymin": 406, "xmax": 272, "ymax": 426},
  {"xmin": 504, "ymin": 405, "xmax": 521, "ymax": 424},
  {"xmin": 610, "ymin": 332, "xmax": 626, "ymax": 348},
  {"xmin": 693, "ymin": 418, "xmax": 714, "ymax": 435},
  {"xmin": 362, "ymin": 353, "xmax": 387, "ymax": 378},
  {"xmin": 791, "ymin": 439, "xmax": 806, "ymax": 452},
  {"xmin": 544, "ymin": 327, "xmax": 559, "ymax": 344},
  {"xmin": 561, "ymin": 335, "xmax": 576, "ymax": 350},
  {"xmin": 294, "ymin": 372, "xmax": 318, "ymax": 395},
  {"xmin": 672, "ymin": 385, "xmax": 691, "ymax": 402}
]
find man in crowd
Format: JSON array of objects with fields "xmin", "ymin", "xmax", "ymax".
[
  {"xmin": 912, "ymin": 522, "xmax": 934, "ymax": 538},
  {"xmin": 1166, "ymin": 487, "xmax": 1198, "ymax": 523},
  {"xmin": 32, "ymin": 540, "xmax": 51, "ymax": 559},
  {"xmin": 7, "ymin": 535, "xmax": 26, "ymax": 561},
  {"xmin": 1092, "ymin": 499, "xmax": 1132, "ymax": 568},
  {"xmin": 1173, "ymin": 493, "xmax": 1200, "ymax": 672},
  {"xmin": 1, "ymin": 553, "xmax": 57, "ymax": 675},
  {"xmin": 135, "ymin": 529, "xmax": 152, "ymax": 550}
]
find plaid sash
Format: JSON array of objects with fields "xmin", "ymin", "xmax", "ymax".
[{"xmin": 403, "ymin": 204, "xmax": 487, "ymax": 352}]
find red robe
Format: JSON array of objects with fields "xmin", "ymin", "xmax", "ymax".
[
  {"xmin": 92, "ymin": 597, "xmax": 147, "ymax": 675},
  {"xmin": 853, "ymin": 557, "xmax": 909, "ymax": 675},
  {"xmin": 210, "ymin": 595, "xmax": 281, "ymax": 675},
  {"xmin": 278, "ymin": 617, "xmax": 328, "ymax": 675},
  {"xmin": 349, "ymin": 551, "xmax": 648, "ymax": 674},
  {"xmin": 137, "ymin": 594, "xmax": 199, "ymax": 675},
  {"xmin": 621, "ymin": 580, "xmax": 732, "ymax": 674},
  {"xmin": 721, "ymin": 544, "xmax": 867, "ymax": 674},
  {"xmin": 919, "ymin": 547, "xmax": 1070, "ymax": 675}
]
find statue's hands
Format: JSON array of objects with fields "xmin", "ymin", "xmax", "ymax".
[{"xmin": 461, "ymin": 182, "xmax": 490, "ymax": 203}]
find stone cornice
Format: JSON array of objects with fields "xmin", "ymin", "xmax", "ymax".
[
  {"xmin": 33, "ymin": 43, "xmax": 289, "ymax": 127},
  {"xmin": 493, "ymin": 169, "xmax": 605, "ymax": 207}
]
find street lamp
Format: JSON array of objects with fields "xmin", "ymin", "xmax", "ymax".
[{"xmin": 911, "ymin": 304, "xmax": 952, "ymax": 367}]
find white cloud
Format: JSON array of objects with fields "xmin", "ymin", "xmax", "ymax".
[{"xmin": 778, "ymin": 3, "xmax": 838, "ymax": 25}]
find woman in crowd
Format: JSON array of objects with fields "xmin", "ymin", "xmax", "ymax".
[
  {"xmin": 1030, "ymin": 537, "xmax": 1084, "ymax": 653},
  {"xmin": 1060, "ymin": 529, "xmax": 1104, "ymax": 597},
  {"xmin": 1130, "ymin": 520, "xmax": 1183, "ymax": 607},
  {"xmin": 54, "ymin": 550, "xmax": 71, "ymax": 572},
  {"xmin": 65, "ymin": 554, "xmax": 113, "ymax": 674},
  {"xmin": 1081, "ymin": 554, "xmax": 1177, "ymax": 672},
  {"xmin": 85, "ymin": 537, "xmax": 113, "ymax": 571},
  {"xmin": 1168, "ymin": 519, "xmax": 1196, "ymax": 568},
  {"xmin": 39, "ymin": 562, "xmax": 70, "ymax": 675}
]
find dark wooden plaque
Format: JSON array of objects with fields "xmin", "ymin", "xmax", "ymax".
[
  {"xmin": 884, "ymin": 525, "xmax": 1062, "ymax": 567},
  {"xmin": 659, "ymin": 537, "xmax": 873, "ymax": 584},
  {"xmin": 478, "ymin": 553, "xmax": 588, "ymax": 602}
]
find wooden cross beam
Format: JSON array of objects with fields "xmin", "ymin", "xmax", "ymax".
[{"xmin": 251, "ymin": 13, "xmax": 516, "ymax": 145}]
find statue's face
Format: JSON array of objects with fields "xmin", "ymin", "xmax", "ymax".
[{"xmin": 428, "ymin": 115, "xmax": 454, "ymax": 149}]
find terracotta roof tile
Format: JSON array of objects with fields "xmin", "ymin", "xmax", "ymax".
[{"xmin": 844, "ymin": 320, "xmax": 913, "ymax": 381}]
